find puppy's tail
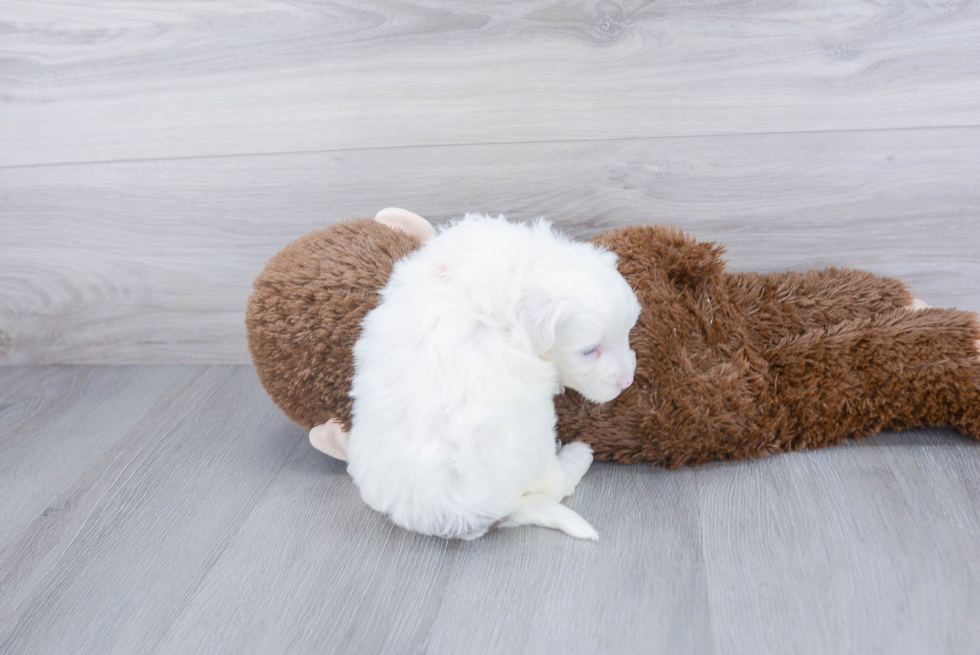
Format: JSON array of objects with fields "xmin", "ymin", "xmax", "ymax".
[{"xmin": 500, "ymin": 495, "xmax": 599, "ymax": 541}]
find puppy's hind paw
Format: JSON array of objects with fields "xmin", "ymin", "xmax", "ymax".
[
  {"xmin": 558, "ymin": 441, "xmax": 594, "ymax": 490},
  {"xmin": 500, "ymin": 495, "xmax": 599, "ymax": 541},
  {"xmin": 908, "ymin": 297, "xmax": 932, "ymax": 311},
  {"xmin": 557, "ymin": 509, "xmax": 600, "ymax": 541}
]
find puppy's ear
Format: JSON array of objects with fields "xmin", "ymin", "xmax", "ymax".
[{"xmin": 519, "ymin": 291, "xmax": 564, "ymax": 354}]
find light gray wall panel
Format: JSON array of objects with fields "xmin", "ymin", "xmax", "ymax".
[
  {"xmin": 2, "ymin": 128, "xmax": 978, "ymax": 364},
  {"xmin": 3, "ymin": 1, "xmax": 979, "ymax": 167}
]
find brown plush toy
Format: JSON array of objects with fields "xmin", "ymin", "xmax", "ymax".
[{"xmin": 246, "ymin": 209, "xmax": 980, "ymax": 468}]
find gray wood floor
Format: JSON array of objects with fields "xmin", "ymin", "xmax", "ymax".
[{"xmin": 1, "ymin": 366, "xmax": 978, "ymax": 655}]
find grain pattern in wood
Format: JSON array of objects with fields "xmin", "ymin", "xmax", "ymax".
[
  {"xmin": 158, "ymin": 455, "xmax": 713, "ymax": 655},
  {"xmin": 696, "ymin": 431, "xmax": 980, "ymax": 655},
  {"xmin": 0, "ymin": 366, "xmax": 198, "ymax": 547},
  {"xmin": 3, "ymin": 128, "xmax": 978, "ymax": 365},
  {"xmin": 0, "ymin": 366, "xmax": 302, "ymax": 655},
  {"xmin": 0, "ymin": 367, "xmax": 35, "ymax": 402},
  {"xmin": 3, "ymin": 0, "xmax": 980, "ymax": 166},
  {"xmin": 423, "ymin": 463, "xmax": 712, "ymax": 655},
  {"xmin": 156, "ymin": 445, "xmax": 455, "ymax": 655},
  {"xmin": 905, "ymin": 432, "xmax": 980, "ymax": 577},
  {"xmin": 1, "ymin": 366, "xmax": 979, "ymax": 654}
]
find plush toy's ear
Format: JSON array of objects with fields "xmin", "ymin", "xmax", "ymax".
[
  {"xmin": 309, "ymin": 420, "xmax": 349, "ymax": 461},
  {"xmin": 518, "ymin": 291, "xmax": 564, "ymax": 354},
  {"xmin": 375, "ymin": 207, "xmax": 436, "ymax": 240}
]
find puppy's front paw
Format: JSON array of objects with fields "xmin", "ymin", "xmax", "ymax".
[
  {"xmin": 558, "ymin": 441, "xmax": 594, "ymax": 490},
  {"xmin": 908, "ymin": 297, "xmax": 932, "ymax": 311}
]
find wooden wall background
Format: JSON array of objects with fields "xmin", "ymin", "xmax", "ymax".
[{"xmin": 2, "ymin": 0, "xmax": 979, "ymax": 364}]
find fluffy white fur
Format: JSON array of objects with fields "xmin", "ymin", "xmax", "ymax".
[{"xmin": 347, "ymin": 215, "xmax": 641, "ymax": 541}]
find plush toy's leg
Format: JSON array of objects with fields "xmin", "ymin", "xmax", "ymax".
[
  {"xmin": 309, "ymin": 420, "xmax": 349, "ymax": 461},
  {"xmin": 374, "ymin": 207, "xmax": 436, "ymax": 240},
  {"xmin": 909, "ymin": 298, "xmax": 932, "ymax": 311},
  {"xmin": 761, "ymin": 307, "xmax": 980, "ymax": 451},
  {"xmin": 729, "ymin": 268, "xmax": 915, "ymax": 345}
]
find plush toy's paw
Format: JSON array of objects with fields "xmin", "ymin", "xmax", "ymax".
[
  {"xmin": 309, "ymin": 420, "xmax": 349, "ymax": 461},
  {"xmin": 908, "ymin": 297, "xmax": 932, "ymax": 311},
  {"xmin": 557, "ymin": 441, "xmax": 594, "ymax": 491},
  {"xmin": 374, "ymin": 207, "xmax": 436, "ymax": 240}
]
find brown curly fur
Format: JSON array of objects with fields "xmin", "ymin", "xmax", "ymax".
[
  {"xmin": 246, "ymin": 219, "xmax": 422, "ymax": 430},
  {"xmin": 246, "ymin": 220, "xmax": 980, "ymax": 468}
]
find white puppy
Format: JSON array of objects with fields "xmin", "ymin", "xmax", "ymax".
[{"xmin": 347, "ymin": 214, "xmax": 641, "ymax": 540}]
